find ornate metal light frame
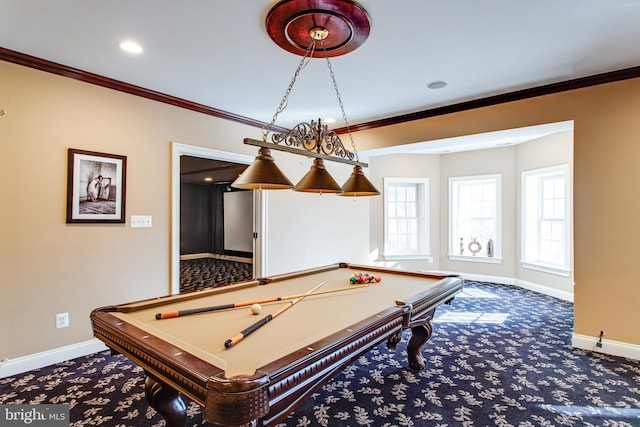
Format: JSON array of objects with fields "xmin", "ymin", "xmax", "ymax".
[{"xmin": 243, "ymin": 117, "xmax": 366, "ymax": 168}]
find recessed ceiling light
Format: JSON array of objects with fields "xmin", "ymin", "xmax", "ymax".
[
  {"xmin": 118, "ymin": 40, "xmax": 143, "ymax": 54},
  {"xmin": 204, "ymin": 177, "xmax": 213, "ymax": 182},
  {"xmin": 427, "ymin": 80, "xmax": 447, "ymax": 90},
  {"xmin": 324, "ymin": 117, "xmax": 336, "ymax": 124}
]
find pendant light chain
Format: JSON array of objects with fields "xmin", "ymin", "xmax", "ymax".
[
  {"xmin": 322, "ymin": 40, "xmax": 359, "ymax": 162},
  {"xmin": 235, "ymin": 3, "xmax": 379, "ymax": 196},
  {"xmin": 262, "ymin": 40, "xmax": 316, "ymax": 141}
]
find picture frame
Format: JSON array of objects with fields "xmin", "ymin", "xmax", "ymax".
[{"xmin": 66, "ymin": 148, "xmax": 127, "ymax": 223}]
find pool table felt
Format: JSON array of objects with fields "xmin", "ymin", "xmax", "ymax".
[{"xmin": 112, "ymin": 268, "xmax": 446, "ymax": 377}]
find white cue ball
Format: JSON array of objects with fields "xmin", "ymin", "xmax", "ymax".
[{"xmin": 250, "ymin": 304, "xmax": 262, "ymax": 315}]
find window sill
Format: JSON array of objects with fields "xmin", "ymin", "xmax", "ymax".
[
  {"xmin": 448, "ymin": 254, "xmax": 502, "ymax": 264},
  {"xmin": 521, "ymin": 261, "xmax": 570, "ymax": 277},
  {"xmin": 383, "ymin": 253, "xmax": 433, "ymax": 262}
]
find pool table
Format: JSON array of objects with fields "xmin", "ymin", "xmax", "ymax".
[{"xmin": 90, "ymin": 263, "xmax": 462, "ymax": 426}]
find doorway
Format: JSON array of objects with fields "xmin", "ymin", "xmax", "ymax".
[{"xmin": 171, "ymin": 143, "xmax": 265, "ymax": 294}]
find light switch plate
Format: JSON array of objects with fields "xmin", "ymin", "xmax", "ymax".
[{"xmin": 131, "ymin": 215, "xmax": 152, "ymax": 228}]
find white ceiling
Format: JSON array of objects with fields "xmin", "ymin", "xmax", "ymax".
[{"xmin": 2, "ymin": 1, "xmax": 639, "ymax": 152}]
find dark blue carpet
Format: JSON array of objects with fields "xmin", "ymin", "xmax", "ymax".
[{"xmin": 1, "ymin": 281, "xmax": 639, "ymax": 426}]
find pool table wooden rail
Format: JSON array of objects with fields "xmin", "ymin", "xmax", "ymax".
[{"xmin": 90, "ymin": 263, "xmax": 462, "ymax": 426}]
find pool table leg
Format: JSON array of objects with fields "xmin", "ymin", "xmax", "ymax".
[
  {"xmin": 406, "ymin": 309, "xmax": 435, "ymax": 370},
  {"xmin": 145, "ymin": 376, "xmax": 187, "ymax": 427}
]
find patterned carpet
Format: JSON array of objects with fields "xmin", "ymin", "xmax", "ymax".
[
  {"xmin": 180, "ymin": 258, "xmax": 253, "ymax": 293},
  {"xmin": 1, "ymin": 281, "xmax": 639, "ymax": 426}
]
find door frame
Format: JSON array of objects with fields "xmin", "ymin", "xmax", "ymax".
[{"xmin": 171, "ymin": 142, "xmax": 264, "ymax": 294}]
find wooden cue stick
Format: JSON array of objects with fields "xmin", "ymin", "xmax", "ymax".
[
  {"xmin": 155, "ymin": 283, "xmax": 368, "ymax": 319},
  {"xmin": 223, "ymin": 281, "xmax": 326, "ymax": 349}
]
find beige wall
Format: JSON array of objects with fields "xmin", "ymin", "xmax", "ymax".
[
  {"xmin": 0, "ymin": 61, "xmax": 369, "ymax": 360},
  {"xmin": 356, "ymin": 80, "xmax": 640, "ymax": 346}
]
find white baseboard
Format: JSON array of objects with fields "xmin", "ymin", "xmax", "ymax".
[
  {"xmin": 434, "ymin": 271, "xmax": 574, "ymax": 302},
  {"xmin": 513, "ymin": 278, "xmax": 573, "ymax": 302},
  {"xmin": 180, "ymin": 252, "xmax": 253, "ymax": 263},
  {"xmin": 179, "ymin": 252, "xmax": 211, "ymax": 260},
  {"xmin": 572, "ymin": 333, "xmax": 640, "ymax": 361},
  {"xmin": 0, "ymin": 339, "xmax": 108, "ymax": 379}
]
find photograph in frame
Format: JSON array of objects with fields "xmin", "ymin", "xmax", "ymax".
[{"xmin": 66, "ymin": 149, "xmax": 127, "ymax": 223}]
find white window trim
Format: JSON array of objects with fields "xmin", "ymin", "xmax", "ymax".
[
  {"xmin": 448, "ymin": 174, "xmax": 502, "ymax": 262},
  {"xmin": 520, "ymin": 164, "xmax": 571, "ymax": 277},
  {"xmin": 521, "ymin": 261, "xmax": 571, "ymax": 277},
  {"xmin": 383, "ymin": 253, "xmax": 434, "ymax": 262},
  {"xmin": 383, "ymin": 177, "xmax": 431, "ymax": 260},
  {"xmin": 449, "ymin": 254, "xmax": 503, "ymax": 264}
]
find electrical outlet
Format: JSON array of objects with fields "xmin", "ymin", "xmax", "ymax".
[{"xmin": 56, "ymin": 312, "xmax": 69, "ymax": 329}]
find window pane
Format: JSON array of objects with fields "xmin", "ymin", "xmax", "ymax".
[
  {"xmin": 397, "ymin": 202, "xmax": 406, "ymax": 217},
  {"xmin": 388, "ymin": 187, "xmax": 396, "ymax": 202},
  {"xmin": 554, "ymin": 199, "xmax": 564, "ymax": 218},
  {"xmin": 406, "ymin": 186, "xmax": 416, "ymax": 202},
  {"xmin": 544, "ymin": 178, "xmax": 555, "ymax": 195},
  {"xmin": 397, "ymin": 187, "xmax": 406, "ymax": 202},
  {"xmin": 551, "ymin": 222, "xmax": 564, "ymax": 240},
  {"xmin": 407, "ymin": 201, "xmax": 416, "ymax": 217},
  {"xmin": 542, "ymin": 199, "xmax": 553, "ymax": 218},
  {"xmin": 471, "ymin": 185, "xmax": 482, "ymax": 200},
  {"xmin": 555, "ymin": 178, "xmax": 565, "ymax": 198},
  {"xmin": 398, "ymin": 219, "xmax": 407, "ymax": 234},
  {"xmin": 541, "ymin": 221, "xmax": 551, "ymax": 239},
  {"xmin": 408, "ymin": 219, "xmax": 417, "ymax": 234},
  {"xmin": 388, "ymin": 219, "xmax": 397, "ymax": 235}
]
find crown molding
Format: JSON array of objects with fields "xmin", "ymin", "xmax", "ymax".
[
  {"xmin": 0, "ymin": 47, "xmax": 287, "ymax": 133},
  {"xmin": 2, "ymin": 47, "xmax": 639, "ymax": 135},
  {"xmin": 334, "ymin": 65, "xmax": 640, "ymax": 133}
]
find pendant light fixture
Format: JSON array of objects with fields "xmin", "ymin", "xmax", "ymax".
[
  {"xmin": 294, "ymin": 158, "xmax": 343, "ymax": 194},
  {"xmin": 341, "ymin": 165, "xmax": 380, "ymax": 197},
  {"xmin": 230, "ymin": 147, "xmax": 293, "ymax": 190},
  {"xmin": 231, "ymin": 0, "xmax": 379, "ymax": 197}
]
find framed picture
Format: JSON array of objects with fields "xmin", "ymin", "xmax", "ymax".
[{"xmin": 66, "ymin": 149, "xmax": 127, "ymax": 223}]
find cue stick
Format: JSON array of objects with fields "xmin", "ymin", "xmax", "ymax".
[
  {"xmin": 223, "ymin": 281, "xmax": 326, "ymax": 349},
  {"xmin": 155, "ymin": 284, "xmax": 368, "ymax": 319}
]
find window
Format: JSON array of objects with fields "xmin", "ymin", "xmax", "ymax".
[
  {"xmin": 449, "ymin": 175, "xmax": 501, "ymax": 262},
  {"xmin": 521, "ymin": 165, "xmax": 571, "ymax": 276},
  {"xmin": 383, "ymin": 178, "xmax": 430, "ymax": 260}
]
